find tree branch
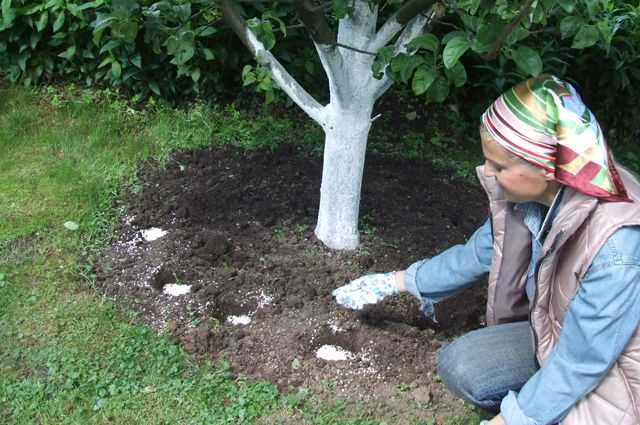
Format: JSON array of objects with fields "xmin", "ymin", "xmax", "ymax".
[
  {"xmin": 371, "ymin": 3, "xmax": 444, "ymax": 99},
  {"xmin": 293, "ymin": 0, "xmax": 336, "ymax": 45},
  {"xmin": 483, "ymin": 0, "xmax": 535, "ymax": 60},
  {"xmin": 221, "ymin": 0, "xmax": 326, "ymax": 126},
  {"xmin": 369, "ymin": 0, "xmax": 434, "ymax": 52},
  {"xmin": 314, "ymin": 41, "xmax": 347, "ymax": 106}
]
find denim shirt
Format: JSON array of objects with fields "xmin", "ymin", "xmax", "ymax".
[{"xmin": 404, "ymin": 196, "xmax": 640, "ymax": 425}]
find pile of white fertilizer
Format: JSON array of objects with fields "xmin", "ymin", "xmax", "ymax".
[
  {"xmin": 316, "ymin": 345, "xmax": 354, "ymax": 361},
  {"xmin": 163, "ymin": 284, "xmax": 192, "ymax": 296},
  {"xmin": 227, "ymin": 315, "xmax": 252, "ymax": 325},
  {"xmin": 141, "ymin": 227, "xmax": 167, "ymax": 241}
]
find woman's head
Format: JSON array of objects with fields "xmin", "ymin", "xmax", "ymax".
[
  {"xmin": 480, "ymin": 75, "xmax": 629, "ymax": 202},
  {"xmin": 480, "ymin": 123, "xmax": 560, "ymax": 205}
]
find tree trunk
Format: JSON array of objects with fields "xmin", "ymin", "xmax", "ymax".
[{"xmin": 315, "ymin": 102, "xmax": 374, "ymax": 250}]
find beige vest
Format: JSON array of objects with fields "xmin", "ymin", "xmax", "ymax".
[{"xmin": 477, "ymin": 166, "xmax": 640, "ymax": 425}]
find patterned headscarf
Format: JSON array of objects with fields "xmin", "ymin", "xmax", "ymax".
[{"xmin": 481, "ymin": 75, "xmax": 629, "ymax": 202}]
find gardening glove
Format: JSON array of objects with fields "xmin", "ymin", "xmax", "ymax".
[{"xmin": 332, "ymin": 272, "xmax": 399, "ymax": 310}]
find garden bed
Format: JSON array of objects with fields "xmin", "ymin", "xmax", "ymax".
[{"xmin": 95, "ymin": 144, "xmax": 489, "ymax": 423}]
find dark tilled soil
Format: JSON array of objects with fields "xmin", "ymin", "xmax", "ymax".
[{"xmin": 95, "ymin": 144, "xmax": 490, "ymax": 423}]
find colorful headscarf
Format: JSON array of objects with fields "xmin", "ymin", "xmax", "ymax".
[{"xmin": 481, "ymin": 75, "xmax": 629, "ymax": 202}]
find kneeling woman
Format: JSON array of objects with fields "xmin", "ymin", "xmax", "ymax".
[{"xmin": 333, "ymin": 75, "xmax": 640, "ymax": 425}]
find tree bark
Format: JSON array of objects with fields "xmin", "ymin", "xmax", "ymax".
[{"xmin": 314, "ymin": 102, "xmax": 375, "ymax": 250}]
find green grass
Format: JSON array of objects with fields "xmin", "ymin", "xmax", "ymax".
[{"xmin": 0, "ymin": 85, "xmax": 483, "ymax": 425}]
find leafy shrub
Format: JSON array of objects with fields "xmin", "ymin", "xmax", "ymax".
[{"xmin": 0, "ymin": 0, "xmax": 248, "ymax": 99}]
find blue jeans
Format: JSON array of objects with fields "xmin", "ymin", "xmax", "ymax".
[{"xmin": 437, "ymin": 321, "xmax": 538, "ymax": 413}]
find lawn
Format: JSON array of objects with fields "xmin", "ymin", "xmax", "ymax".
[{"xmin": 0, "ymin": 85, "xmax": 483, "ymax": 425}]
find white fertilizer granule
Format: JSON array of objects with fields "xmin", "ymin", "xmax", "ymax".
[
  {"xmin": 141, "ymin": 227, "xmax": 167, "ymax": 241},
  {"xmin": 316, "ymin": 345, "xmax": 354, "ymax": 361},
  {"xmin": 227, "ymin": 315, "xmax": 252, "ymax": 325},
  {"xmin": 163, "ymin": 284, "xmax": 192, "ymax": 296}
]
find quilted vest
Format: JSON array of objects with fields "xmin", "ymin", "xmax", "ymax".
[{"xmin": 477, "ymin": 165, "xmax": 640, "ymax": 425}]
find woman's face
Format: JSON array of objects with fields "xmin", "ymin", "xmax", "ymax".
[{"xmin": 480, "ymin": 134, "xmax": 555, "ymax": 205}]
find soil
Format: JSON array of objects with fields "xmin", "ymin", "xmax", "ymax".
[{"xmin": 94, "ymin": 144, "xmax": 490, "ymax": 424}]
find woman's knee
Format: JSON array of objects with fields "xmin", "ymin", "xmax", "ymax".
[
  {"xmin": 437, "ymin": 334, "xmax": 488, "ymax": 403},
  {"xmin": 435, "ymin": 328, "xmax": 522, "ymax": 412}
]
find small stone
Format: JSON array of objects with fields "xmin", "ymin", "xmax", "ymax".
[
  {"xmin": 291, "ymin": 358, "xmax": 302, "ymax": 370},
  {"xmin": 411, "ymin": 387, "xmax": 433, "ymax": 405}
]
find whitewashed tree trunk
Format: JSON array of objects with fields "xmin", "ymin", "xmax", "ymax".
[
  {"xmin": 315, "ymin": 103, "xmax": 374, "ymax": 249},
  {"xmin": 222, "ymin": 0, "xmax": 440, "ymax": 250}
]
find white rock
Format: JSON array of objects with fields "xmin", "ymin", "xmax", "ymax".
[
  {"xmin": 141, "ymin": 227, "xmax": 167, "ymax": 241},
  {"xmin": 163, "ymin": 284, "xmax": 191, "ymax": 296},
  {"xmin": 316, "ymin": 345, "xmax": 354, "ymax": 361},
  {"xmin": 227, "ymin": 315, "xmax": 251, "ymax": 325}
]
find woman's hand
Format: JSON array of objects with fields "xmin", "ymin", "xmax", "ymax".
[
  {"xmin": 332, "ymin": 272, "xmax": 403, "ymax": 309},
  {"xmin": 480, "ymin": 414, "xmax": 506, "ymax": 425}
]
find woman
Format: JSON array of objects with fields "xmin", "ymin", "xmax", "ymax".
[{"xmin": 333, "ymin": 75, "xmax": 640, "ymax": 425}]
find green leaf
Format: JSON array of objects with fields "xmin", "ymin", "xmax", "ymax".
[
  {"xmin": 111, "ymin": 20, "xmax": 138, "ymax": 43},
  {"xmin": 53, "ymin": 12, "xmax": 65, "ymax": 32},
  {"xmin": 557, "ymin": 0, "xmax": 575, "ymax": 13},
  {"xmin": 259, "ymin": 21, "xmax": 275, "ymax": 50},
  {"xmin": 264, "ymin": 89, "xmax": 274, "ymax": 105},
  {"xmin": 58, "ymin": 45, "xmax": 76, "ymax": 60},
  {"xmin": 442, "ymin": 31, "xmax": 466, "ymax": 45},
  {"xmin": 333, "ymin": 0, "xmax": 348, "ymax": 19},
  {"xmin": 131, "ymin": 53, "xmax": 141, "ymax": 68},
  {"xmin": 174, "ymin": 46, "xmax": 195, "ymax": 65},
  {"xmin": 198, "ymin": 26, "xmax": 216, "ymax": 37},
  {"xmin": 111, "ymin": 61, "xmax": 122, "ymax": 79},
  {"xmin": 560, "ymin": 16, "xmax": 582, "ymax": 39},
  {"xmin": 264, "ymin": 11, "xmax": 286, "ymax": 37},
  {"xmin": 512, "ymin": 46, "xmax": 542, "ymax": 76},
  {"xmin": 30, "ymin": 31, "xmax": 41, "ymax": 49},
  {"xmin": 474, "ymin": 19, "xmax": 506, "ymax": 52},
  {"xmin": 572, "ymin": 25, "xmax": 599, "ymax": 49},
  {"xmin": 443, "ymin": 35, "xmax": 470, "ymax": 69},
  {"xmin": 371, "ymin": 61, "xmax": 384, "ymax": 80},
  {"xmin": 242, "ymin": 65, "xmax": 256, "ymax": 86},
  {"xmin": 148, "ymin": 81, "xmax": 161, "ymax": 96},
  {"xmin": 191, "ymin": 68, "xmax": 200, "ymax": 83},
  {"xmin": 36, "ymin": 11, "xmax": 48, "ymax": 32},
  {"xmin": 202, "ymin": 48, "xmax": 215, "ymax": 61},
  {"xmin": 99, "ymin": 39, "xmax": 121, "ymax": 54},
  {"xmin": 412, "ymin": 66, "xmax": 436, "ymax": 95},
  {"xmin": 597, "ymin": 20, "xmax": 613, "ymax": 53},
  {"xmin": 426, "ymin": 76, "xmax": 450, "ymax": 103},
  {"xmin": 17, "ymin": 52, "xmax": 28, "ymax": 72},
  {"xmin": 1, "ymin": 0, "xmax": 16, "ymax": 29},
  {"xmin": 376, "ymin": 46, "xmax": 395, "ymax": 64},
  {"xmin": 258, "ymin": 74, "xmax": 272, "ymax": 92},
  {"xmin": 444, "ymin": 61, "xmax": 467, "ymax": 87},
  {"xmin": 98, "ymin": 55, "xmax": 113, "ymax": 68},
  {"xmin": 93, "ymin": 13, "xmax": 115, "ymax": 33},
  {"xmin": 407, "ymin": 33, "xmax": 439, "ymax": 53},
  {"xmin": 390, "ymin": 54, "xmax": 424, "ymax": 83}
]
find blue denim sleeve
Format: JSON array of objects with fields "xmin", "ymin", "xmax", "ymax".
[
  {"xmin": 404, "ymin": 218, "xmax": 492, "ymax": 318},
  {"xmin": 501, "ymin": 226, "xmax": 640, "ymax": 425}
]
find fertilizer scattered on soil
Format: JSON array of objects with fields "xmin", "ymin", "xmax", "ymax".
[
  {"xmin": 163, "ymin": 284, "xmax": 192, "ymax": 296},
  {"xmin": 227, "ymin": 315, "xmax": 252, "ymax": 325},
  {"xmin": 95, "ymin": 144, "xmax": 490, "ymax": 424},
  {"xmin": 141, "ymin": 227, "xmax": 167, "ymax": 241},
  {"xmin": 316, "ymin": 345, "xmax": 355, "ymax": 361}
]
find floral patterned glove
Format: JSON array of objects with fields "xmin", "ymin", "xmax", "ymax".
[{"xmin": 332, "ymin": 272, "xmax": 399, "ymax": 310}]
